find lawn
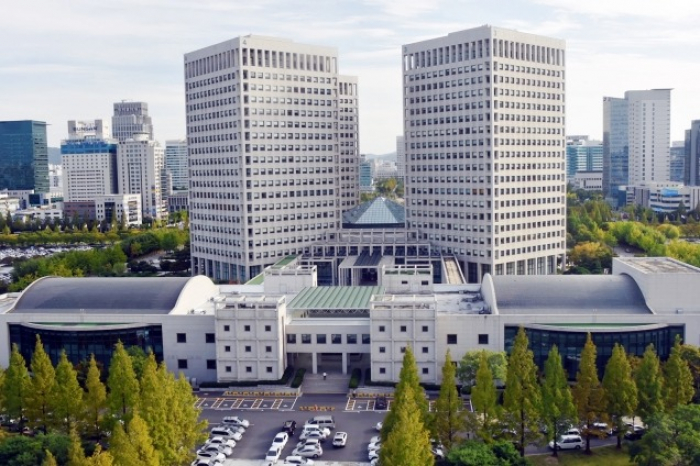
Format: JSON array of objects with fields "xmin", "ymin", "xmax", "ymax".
[{"xmin": 529, "ymin": 445, "xmax": 632, "ymax": 466}]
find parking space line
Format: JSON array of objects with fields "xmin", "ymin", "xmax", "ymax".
[
  {"xmin": 367, "ymin": 400, "xmax": 375, "ymax": 410},
  {"xmin": 285, "ymin": 397, "xmax": 298, "ymax": 410},
  {"xmin": 211, "ymin": 398, "xmax": 224, "ymax": 409},
  {"xmin": 345, "ymin": 398, "xmax": 355, "ymax": 410},
  {"xmin": 271, "ymin": 399, "xmax": 282, "ymax": 410},
  {"xmin": 251, "ymin": 399, "xmax": 263, "ymax": 409},
  {"xmin": 194, "ymin": 398, "xmax": 205, "ymax": 408},
  {"xmin": 231, "ymin": 398, "xmax": 242, "ymax": 409}
]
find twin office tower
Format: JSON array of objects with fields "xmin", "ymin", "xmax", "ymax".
[{"xmin": 185, "ymin": 26, "xmax": 567, "ymax": 284}]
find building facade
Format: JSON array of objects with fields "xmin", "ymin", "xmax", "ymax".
[
  {"xmin": 688, "ymin": 121, "xmax": 700, "ymax": 186},
  {"xmin": 94, "ymin": 194, "xmax": 142, "ymax": 226},
  {"xmin": 627, "ymin": 89, "xmax": 671, "ymax": 186},
  {"xmin": 117, "ymin": 134, "xmax": 165, "ymax": 220},
  {"xmin": 0, "ymin": 121, "xmax": 49, "ymax": 193},
  {"xmin": 184, "ymin": 35, "xmax": 359, "ymax": 283},
  {"xmin": 602, "ymin": 96, "xmax": 629, "ymax": 201},
  {"xmin": 396, "ymin": 135, "xmax": 405, "ymax": 181},
  {"xmin": 165, "ymin": 139, "xmax": 189, "ymax": 191},
  {"xmin": 61, "ymin": 139, "xmax": 118, "ymax": 202},
  {"xmin": 112, "ymin": 102, "xmax": 154, "ymax": 142},
  {"xmin": 670, "ymin": 141, "xmax": 687, "ymax": 183},
  {"xmin": 402, "ymin": 26, "xmax": 567, "ymax": 283},
  {"xmin": 566, "ymin": 135, "xmax": 602, "ymax": 181}
]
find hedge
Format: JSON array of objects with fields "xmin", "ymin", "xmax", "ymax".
[
  {"xmin": 200, "ymin": 365, "xmax": 294, "ymax": 388},
  {"xmin": 291, "ymin": 368, "xmax": 306, "ymax": 388},
  {"xmin": 348, "ymin": 368, "xmax": 362, "ymax": 389}
]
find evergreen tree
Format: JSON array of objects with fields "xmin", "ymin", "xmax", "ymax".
[
  {"xmin": 109, "ymin": 423, "xmax": 139, "ymax": 466},
  {"xmin": 139, "ymin": 354, "xmax": 175, "ymax": 465},
  {"xmin": 602, "ymin": 343, "xmax": 637, "ymax": 449},
  {"xmin": 379, "ymin": 385, "xmax": 434, "ymax": 466},
  {"xmin": 381, "ymin": 346, "xmax": 429, "ymax": 440},
  {"xmin": 84, "ymin": 354, "xmax": 107, "ymax": 439},
  {"xmin": 503, "ymin": 326, "xmax": 542, "ymax": 456},
  {"xmin": 541, "ymin": 345, "xmax": 577, "ymax": 457},
  {"xmin": 42, "ymin": 450, "xmax": 58, "ymax": 466},
  {"xmin": 469, "ymin": 351, "xmax": 500, "ymax": 442},
  {"xmin": 107, "ymin": 341, "xmax": 139, "ymax": 423},
  {"xmin": 573, "ymin": 333, "xmax": 606, "ymax": 454},
  {"xmin": 86, "ymin": 446, "xmax": 114, "ymax": 466},
  {"xmin": 27, "ymin": 335, "xmax": 56, "ymax": 433},
  {"xmin": 434, "ymin": 350, "xmax": 465, "ymax": 450},
  {"xmin": 127, "ymin": 413, "xmax": 160, "ymax": 466},
  {"xmin": 167, "ymin": 369, "xmax": 208, "ymax": 463},
  {"xmin": 635, "ymin": 344, "xmax": 664, "ymax": 424},
  {"xmin": 67, "ymin": 428, "xmax": 87, "ymax": 466},
  {"xmin": 664, "ymin": 335, "xmax": 694, "ymax": 411},
  {"xmin": 52, "ymin": 350, "xmax": 83, "ymax": 433},
  {"xmin": 2, "ymin": 344, "xmax": 31, "ymax": 429}
]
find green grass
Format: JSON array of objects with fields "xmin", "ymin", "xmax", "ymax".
[{"xmin": 529, "ymin": 445, "xmax": 632, "ymax": 466}]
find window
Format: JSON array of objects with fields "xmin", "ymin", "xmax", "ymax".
[
  {"xmin": 224, "ymin": 345, "xmax": 231, "ymax": 352},
  {"xmin": 379, "ymin": 367, "xmax": 386, "ymax": 374},
  {"xmin": 422, "ymin": 347, "xmax": 429, "ymax": 354},
  {"xmin": 246, "ymin": 366, "xmax": 252, "ymax": 373},
  {"xmin": 478, "ymin": 334, "xmax": 489, "ymax": 345},
  {"xmin": 316, "ymin": 334, "xmax": 327, "ymax": 344},
  {"xmin": 302, "ymin": 334, "xmax": 311, "ymax": 344},
  {"xmin": 401, "ymin": 347, "xmax": 406, "ymax": 353},
  {"xmin": 331, "ymin": 334, "xmax": 341, "ymax": 344},
  {"xmin": 379, "ymin": 326, "xmax": 386, "ymax": 332},
  {"xmin": 205, "ymin": 333, "xmax": 215, "ymax": 343},
  {"xmin": 447, "ymin": 334, "xmax": 457, "ymax": 344},
  {"xmin": 244, "ymin": 325, "xmax": 251, "ymax": 332},
  {"xmin": 223, "ymin": 325, "xmax": 230, "ymax": 332},
  {"xmin": 347, "ymin": 334, "xmax": 357, "ymax": 344},
  {"xmin": 206, "ymin": 359, "xmax": 216, "ymax": 370},
  {"xmin": 379, "ymin": 346, "xmax": 386, "ymax": 353},
  {"xmin": 245, "ymin": 345, "xmax": 252, "ymax": 352},
  {"xmin": 287, "ymin": 334, "xmax": 297, "ymax": 344},
  {"xmin": 177, "ymin": 359, "xmax": 188, "ymax": 369},
  {"xmin": 362, "ymin": 334, "xmax": 370, "ymax": 344},
  {"xmin": 400, "ymin": 325, "xmax": 407, "ymax": 332},
  {"xmin": 176, "ymin": 333, "xmax": 186, "ymax": 343},
  {"xmin": 422, "ymin": 367, "xmax": 429, "ymax": 374},
  {"xmin": 266, "ymin": 366, "xmax": 273, "ymax": 373},
  {"xmin": 422, "ymin": 325, "xmax": 429, "ymax": 332},
  {"xmin": 265, "ymin": 345, "xmax": 272, "ymax": 353},
  {"xmin": 225, "ymin": 366, "xmax": 232, "ymax": 373},
  {"xmin": 265, "ymin": 325, "xmax": 272, "ymax": 332}
]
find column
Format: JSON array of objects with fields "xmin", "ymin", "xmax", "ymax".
[
  {"xmin": 312, "ymin": 352, "xmax": 318, "ymax": 374},
  {"xmin": 342, "ymin": 353, "xmax": 348, "ymax": 375}
]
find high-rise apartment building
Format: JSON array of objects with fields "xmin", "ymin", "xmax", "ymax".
[
  {"xmin": 402, "ymin": 26, "xmax": 567, "ymax": 283},
  {"xmin": 566, "ymin": 135, "xmax": 603, "ymax": 180},
  {"xmin": 0, "ymin": 121, "xmax": 49, "ymax": 192},
  {"xmin": 184, "ymin": 35, "xmax": 359, "ymax": 282},
  {"xmin": 603, "ymin": 90, "xmax": 671, "ymax": 203},
  {"xmin": 688, "ymin": 121, "xmax": 700, "ymax": 186},
  {"xmin": 112, "ymin": 102, "xmax": 154, "ymax": 142},
  {"xmin": 61, "ymin": 119, "xmax": 118, "ymax": 202},
  {"xmin": 116, "ymin": 133, "xmax": 165, "ymax": 220},
  {"xmin": 165, "ymin": 139, "xmax": 188, "ymax": 191}
]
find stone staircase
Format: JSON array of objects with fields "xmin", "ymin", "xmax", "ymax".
[{"xmin": 302, "ymin": 372, "xmax": 351, "ymax": 394}]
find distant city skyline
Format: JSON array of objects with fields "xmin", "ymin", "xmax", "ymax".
[{"xmin": 1, "ymin": 0, "xmax": 699, "ymax": 153}]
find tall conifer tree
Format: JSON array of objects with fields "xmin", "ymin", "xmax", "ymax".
[
  {"xmin": 434, "ymin": 350, "xmax": 465, "ymax": 449},
  {"xmin": 381, "ymin": 346, "xmax": 429, "ymax": 440},
  {"xmin": 52, "ymin": 350, "xmax": 84, "ymax": 433},
  {"xmin": 3, "ymin": 344, "xmax": 31, "ymax": 429},
  {"xmin": 469, "ymin": 351, "xmax": 500, "ymax": 442},
  {"xmin": 635, "ymin": 344, "xmax": 664, "ymax": 423},
  {"xmin": 379, "ymin": 385, "xmax": 434, "ymax": 466},
  {"xmin": 27, "ymin": 335, "xmax": 56, "ymax": 433},
  {"xmin": 664, "ymin": 335, "xmax": 694, "ymax": 411},
  {"xmin": 84, "ymin": 354, "xmax": 107, "ymax": 438},
  {"xmin": 107, "ymin": 341, "xmax": 139, "ymax": 423},
  {"xmin": 573, "ymin": 333, "xmax": 606, "ymax": 454},
  {"xmin": 602, "ymin": 343, "xmax": 637, "ymax": 448},
  {"xmin": 541, "ymin": 345, "xmax": 577, "ymax": 457}
]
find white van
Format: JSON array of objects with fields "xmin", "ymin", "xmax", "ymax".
[
  {"xmin": 304, "ymin": 415, "xmax": 336, "ymax": 430},
  {"xmin": 549, "ymin": 434, "xmax": 584, "ymax": 451}
]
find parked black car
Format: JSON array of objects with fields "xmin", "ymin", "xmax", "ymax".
[
  {"xmin": 624, "ymin": 426, "xmax": 646, "ymax": 441},
  {"xmin": 375, "ymin": 396, "xmax": 388, "ymax": 410},
  {"xmin": 282, "ymin": 420, "xmax": 297, "ymax": 435}
]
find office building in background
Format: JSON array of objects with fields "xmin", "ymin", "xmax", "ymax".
[
  {"xmin": 688, "ymin": 121, "xmax": 700, "ymax": 186},
  {"xmin": 165, "ymin": 139, "xmax": 189, "ymax": 191},
  {"xmin": 0, "ymin": 121, "xmax": 49, "ymax": 193},
  {"xmin": 117, "ymin": 133, "xmax": 165, "ymax": 220},
  {"xmin": 402, "ymin": 25, "xmax": 567, "ymax": 283},
  {"xmin": 112, "ymin": 101, "xmax": 154, "ymax": 142},
  {"xmin": 184, "ymin": 35, "xmax": 359, "ymax": 282},
  {"xmin": 566, "ymin": 135, "xmax": 603, "ymax": 181}
]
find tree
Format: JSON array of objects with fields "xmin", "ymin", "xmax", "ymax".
[
  {"xmin": 629, "ymin": 411, "xmax": 681, "ymax": 466},
  {"xmin": 469, "ymin": 351, "xmax": 500, "ymax": 442},
  {"xmin": 541, "ymin": 345, "xmax": 577, "ymax": 457},
  {"xmin": 27, "ymin": 336, "xmax": 56, "ymax": 434},
  {"xmin": 573, "ymin": 333, "xmax": 606, "ymax": 454},
  {"xmin": 109, "ymin": 423, "xmax": 139, "ymax": 466},
  {"xmin": 379, "ymin": 385, "xmax": 433, "ymax": 466},
  {"xmin": 602, "ymin": 343, "xmax": 638, "ymax": 449},
  {"xmin": 2, "ymin": 344, "xmax": 31, "ymax": 429},
  {"xmin": 502, "ymin": 327, "xmax": 542, "ymax": 456},
  {"xmin": 52, "ymin": 350, "xmax": 83, "ymax": 433},
  {"xmin": 434, "ymin": 350, "xmax": 465, "ymax": 450},
  {"xmin": 139, "ymin": 354, "xmax": 174, "ymax": 465},
  {"xmin": 67, "ymin": 428, "xmax": 87, "ymax": 466},
  {"xmin": 84, "ymin": 355, "xmax": 107, "ymax": 439},
  {"xmin": 664, "ymin": 336, "xmax": 694, "ymax": 412},
  {"xmin": 86, "ymin": 446, "xmax": 113, "ymax": 466},
  {"xmin": 381, "ymin": 346, "xmax": 429, "ymax": 440},
  {"xmin": 43, "ymin": 450, "xmax": 58, "ymax": 466},
  {"xmin": 126, "ymin": 413, "xmax": 160, "ymax": 466},
  {"xmin": 107, "ymin": 341, "xmax": 139, "ymax": 423},
  {"xmin": 680, "ymin": 344, "xmax": 700, "ymax": 402},
  {"xmin": 635, "ymin": 344, "xmax": 665, "ymax": 424},
  {"xmin": 168, "ymin": 370, "xmax": 208, "ymax": 463},
  {"xmin": 457, "ymin": 350, "xmax": 508, "ymax": 389},
  {"xmin": 448, "ymin": 441, "xmax": 530, "ymax": 466}
]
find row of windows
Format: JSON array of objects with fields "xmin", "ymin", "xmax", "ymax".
[{"xmin": 286, "ymin": 334, "xmax": 371, "ymax": 344}]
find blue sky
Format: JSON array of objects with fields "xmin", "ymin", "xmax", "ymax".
[{"xmin": 1, "ymin": 0, "xmax": 698, "ymax": 153}]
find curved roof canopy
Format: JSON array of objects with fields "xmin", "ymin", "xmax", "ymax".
[
  {"xmin": 490, "ymin": 274, "xmax": 652, "ymax": 314},
  {"xmin": 342, "ymin": 197, "xmax": 405, "ymax": 228},
  {"xmin": 12, "ymin": 276, "xmax": 215, "ymax": 315}
]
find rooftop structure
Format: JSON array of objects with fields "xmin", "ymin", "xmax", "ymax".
[{"xmin": 342, "ymin": 197, "xmax": 405, "ymax": 229}]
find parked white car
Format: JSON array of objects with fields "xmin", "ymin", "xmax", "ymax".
[
  {"xmin": 265, "ymin": 445, "xmax": 283, "ymax": 463},
  {"xmin": 222, "ymin": 415, "xmax": 250, "ymax": 428},
  {"xmin": 332, "ymin": 431, "xmax": 348, "ymax": 448},
  {"xmin": 299, "ymin": 429, "xmax": 328, "ymax": 442},
  {"xmin": 197, "ymin": 443, "xmax": 232, "ymax": 458},
  {"xmin": 284, "ymin": 456, "xmax": 315, "ymax": 465},
  {"xmin": 291, "ymin": 444, "xmax": 323, "ymax": 459},
  {"xmin": 548, "ymin": 434, "xmax": 585, "ymax": 451},
  {"xmin": 196, "ymin": 450, "xmax": 226, "ymax": 463},
  {"xmin": 272, "ymin": 432, "xmax": 289, "ymax": 449},
  {"xmin": 296, "ymin": 438, "xmax": 321, "ymax": 451},
  {"xmin": 205, "ymin": 436, "xmax": 236, "ymax": 450},
  {"xmin": 375, "ymin": 421, "xmax": 383, "ymax": 431}
]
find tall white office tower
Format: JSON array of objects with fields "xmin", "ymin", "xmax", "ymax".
[
  {"xmin": 396, "ymin": 135, "xmax": 406, "ymax": 181},
  {"xmin": 117, "ymin": 133, "xmax": 165, "ymax": 220},
  {"xmin": 112, "ymin": 101, "xmax": 154, "ymax": 142},
  {"xmin": 626, "ymin": 89, "xmax": 671, "ymax": 186},
  {"xmin": 165, "ymin": 139, "xmax": 189, "ymax": 191},
  {"xmin": 402, "ymin": 25, "xmax": 567, "ymax": 283},
  {"xmin": 184, "ymin": 35, "xmax": 359, "ymax": 282},
  {"xmin": 61, "ymin": 119, "xmax": 118, "ymax": 202}
]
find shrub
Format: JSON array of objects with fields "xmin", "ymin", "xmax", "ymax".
[
  {"xmin": 349, "ymin": 368, "xmax": 362, "ymax": 389},
  {"xmin": 291, "ymin": 368, "xmax": 306, "ymax": 388}
]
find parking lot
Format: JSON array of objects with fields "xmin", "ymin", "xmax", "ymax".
[{"xmin": 198, "ymin": 393, "xmax": 384, "ymax": 464}]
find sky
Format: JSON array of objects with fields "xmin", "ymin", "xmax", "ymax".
[{"xmin": 1, "ymin": 0, "xmax": 699, "ymax": 154}]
